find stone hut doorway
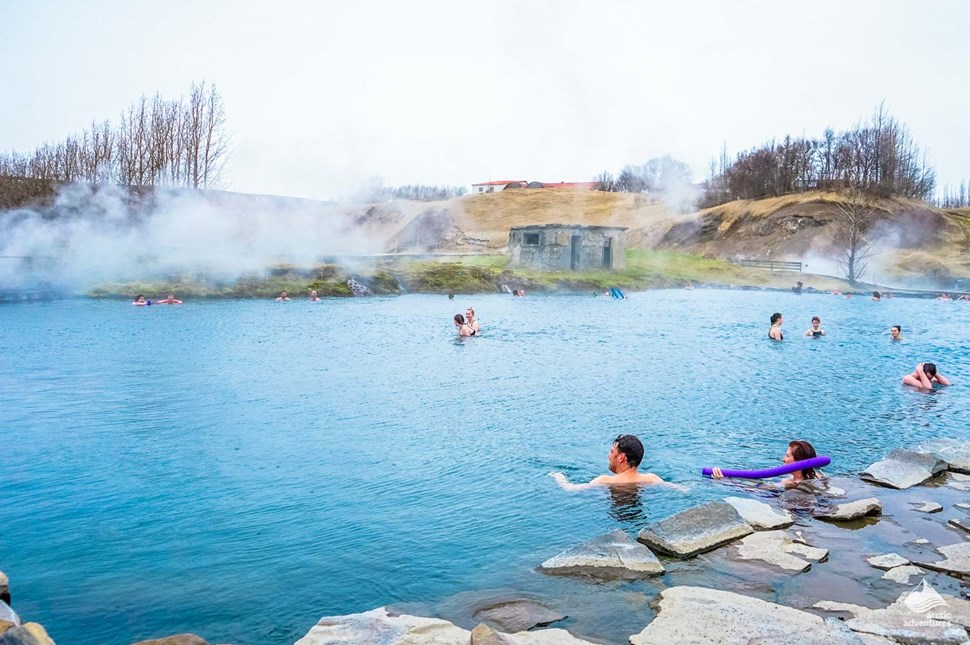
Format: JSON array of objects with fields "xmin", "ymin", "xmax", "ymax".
[
  {"xmin": 571, "ymin": 235, "xmax": 582, "ymax": 270},
  {"xmin": 602, "ymin": 238, "xmax": 613, "ymax": 269}
]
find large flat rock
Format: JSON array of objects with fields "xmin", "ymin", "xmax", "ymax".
[
  {"xmin": 815, "ymin": 588, "xmax": 970, "ymax": 643},
  {"xmin": 732, "ymin": 530, "xmax": 828, "ymax": 573},
  {"xmin": 130, "ymin": 636, "xmax": 208, "ymax": 645},
  {"xmin": 295, "ymin": 607, "xmax": 469, "ymax": 644},
  {"xmin": 866, "ymin": 553, "xmax": 909, "ymax": 570},
  {"xmin": 814, "ymin": 498, "xmax": 882, "ymax": 522},
  {"xmin": 916, "ymin": 438, "xmax": 970, "ymax": 473},
  {"xmin": 636, "ymin": 501, "xmax": 753, "ymax": 558},
  {"xmin": 472, "ymin": 599, "xmax": 565, "ymax": 633},
  {"xmin": 723, "ymin": 496, "xmax": 795, "ymax": 530},
  {"xmin": 469, "ymin": 623, "xmax": 595, "ymax": 644},
  {"xmin": 630, "ymin": 586, "xmax": 862, "ymax": 644},
  {"xmin": 538, "ymin": 529, "xmax": 664, "ymax": 577},
  {"xmin": 915, "ymin": 542, "xmax": 970, "ymax": 577},
  {"xmin": 859, "ymin": 449, "xmax": 946, "ymax": 489}
]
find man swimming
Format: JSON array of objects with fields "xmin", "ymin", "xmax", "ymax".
[
  {"xmin": 902, "ymin": 363, "xmax": 951, "ymax": 388},
  {"xmin": 890, "ymin": 325, "xmax": 903, "ymax": 341},
  {"xmin": 768, "ymin": 312, "xmax": 784, "ymax": 341},
  {"xmin": 275, "ymin": 291, "xmax": 291, "ymax": 301},
  {"xmin": 309, "ymin": 290, "xmax": 320, "ymax": 301},
  {"xmin": 157, "ymin": 294, "xmax": 182, "ymax": 305},
  {"xmin": 550, "ymin": 434, "xmax": 673, "ymax": 490}
]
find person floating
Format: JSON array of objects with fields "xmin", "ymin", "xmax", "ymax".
[
  {"xmin": 710, "ymin": 440, "xmax": 824, "ymax": 490},
  {"xmin": 890, "ymin": 325, "xmax": 903, "ymax": 341},
  {"xmin": 275, "ymin": 291, "xmax": 291, "ymax": 302},
  {"xmin": 550, "ymin": 434, "xmax": 675, "ymax": 490},
  {"xmin": 902, "ymin": 363, "xmax": 951, "ymax": 388},
  {"xmin": 157, "ymin": 293, "xmax": 182, "ymax": 305},
  {"xmin": 132, "ymin": 294, "xmax": 150, "ymax": 306},
  {"xmin": 453, "ymin": 313, "xmax": 472, "ymax": 337},
  {"xmin": 768, "ymin": 312, "xmax": 784, "ymax": 341},
  {"xmin": 465, "ymin": 307, "xmax": 480, "ymax": 335},
  {"xmin": 309, "ymin": 289, "xmax": 320, "ymax": 302},
  {"xmin": 804, "ymin": 316, "xmax": 825, "ymax": 338}
]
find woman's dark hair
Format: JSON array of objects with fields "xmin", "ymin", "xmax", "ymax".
[
  {"xmin": 789, "ymin": 440, "xmax": 818, "ymax": 479},
  {"xmin": 454, "ymin": 314, "xmax": 466, "ymax": 324},
  {"xmin": 811, "ymin": 316, "xmax": 820, "ymax": 324},
  {"xmin": 134, "ymin": 294, "xmax": 144, "ymax": 300},
  {"xmin": 924, "ymin": 363, "xmax": 937, "ymax": 377},
  {"xmin": 614, "ymin": 434, "xmax": 644, "ymax": 468},
  {"xmin": 892, "ymin": 325, "xmax": 901, "ymax": 333},
  {"xmin": 770, "ymin": 312, "xmax": 782, "ymax": 324}
]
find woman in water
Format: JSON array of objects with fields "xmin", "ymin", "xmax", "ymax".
[
  {"xmin": 804, "ymin": 316, "xmax": 825, "ymax": 337},
  {"xmin": 781, "ymin": 440, "xmax": 823, "ymax": 489},
  {"xmin": 309, "ymin": 289, "xmax": 320, "ymax": 302},
  {"xmin": 465, "ymin": 307, "xmax": 480, "ymax": 335},
  {"xmin": 890, "ymin": 325, "xmax": 903, "ymax": 341},
  {"xmin": 132, "ymin": 295, "xmax": 148, "ymax": 306},
  {"xmin": 768, "ymin": 312, "xmax": 784, "ymax": 341},
  {"xmin": 453, "ymin": 314, "xmax": 472, "ymax": 337}
]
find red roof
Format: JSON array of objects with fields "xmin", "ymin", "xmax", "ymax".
[{"xmin": 471, "ymin": 180, "xmax": 527, "ymax": 186}]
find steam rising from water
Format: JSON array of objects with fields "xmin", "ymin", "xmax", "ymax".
[{"xmin": 0, "ymin": 184, "xmax": 384, "ymax": 290}]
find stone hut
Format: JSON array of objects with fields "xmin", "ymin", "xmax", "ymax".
[{"xmin": 508, "ymin": 224, "xmax": 627, "ymax": 271}]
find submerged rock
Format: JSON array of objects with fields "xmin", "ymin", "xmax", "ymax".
[
  {"xmin": 472, "ymin": 599, "xmax": 565, "ymax": 633},
  {"xmin": 947, "ymin": 518, "xmax": 970, "ymax": 534},
  {"xmin": 881, "ymin": 565, "xmax": 925, "ymax": 584},
  {"xmin": 0, "ymin": 623, "xmax": 55, "ymax": 645},
  {"xmin": 860, "ymin": 449, "xmax": 947, "ymax": 489},
  {"xmin": 814, "ymin": 498, "xmax": 882, "ymax": 522},
  {"xmin": 469, "ymin": 623, "xmax": 594, "ymax": 644},
  {"xmin": 722, "ymin": 496, "xmax": 795, "ymax": 530},
  {"xmin": 916, "ymin": 438, "xmax": 970, "ymax": 473},
  {"xmin": 296, "ymin": 607, "xmax": 469, "ymax": 644},
  {"xmin": 815, "ymin": 588, "xmax": 970, "ymax": 643},
  {"xmin": 866, "ymin": 553, "xmax": 910, "ymax": 570},
  {"xmin": 732, "ymin": 530, "xmax": 828, "ymax": 572},
  {"xmin": 630, "ymin": 586, "xmax": 860, "ymax": 644},
  {"xmin": 913, "ymin": 501, "xmax": 943, "ymax": 513},
  {"xmin": 636, "ymin": 501, "xmax": 753, "ymax": 558},
  {"xmin": 130, "ymin": 635, "xmax": 208, "ymax": 645},
  {"xmin": 538, "ymin": 529, "xmax": 664, "ymax": 578},
  {"xmin": 915, "ymin": 542, "xmax": 970, "ymax": 577}
]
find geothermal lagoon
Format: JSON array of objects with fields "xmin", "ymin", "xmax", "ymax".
[{"xmin": 1, "ymin": 290, "xmax": 968, "ymax": 644}]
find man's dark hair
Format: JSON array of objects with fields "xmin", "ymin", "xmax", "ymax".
[
  {"xmin": 924, "ymin": 363, "xmax": 937, "ymax": 377},
  {"xmin": 770, "ymin": 312, "xmax": 782, "ymax": 324},
  {"xmin": 613, "ymin": 434, "xmax": 644, "ymax": 468}
]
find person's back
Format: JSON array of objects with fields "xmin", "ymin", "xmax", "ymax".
[{"xmin": 769, "ymin": 312, "xmax": 784, "ymax": 341}]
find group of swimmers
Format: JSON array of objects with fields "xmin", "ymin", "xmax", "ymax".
[
  {"xmin": 551, "ymin": 435, "xmax": 822, "ymax": 492},
  {"xmin": 453, "ymin": 307, "xmax": 481, "ymax": 337},
  {"xmin": 132, "ymin": 294, "xmax": 182, "ymax": 305},
  {"xmin": 275, "ymin": 290, "xmax": 322, "ymax": 301}
]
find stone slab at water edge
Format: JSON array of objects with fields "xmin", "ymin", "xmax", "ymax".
[
  {"xmin": 722, "ymin": 496, "xmax": 794, "ymax": 530},
  {"xmin": 859, "ymin": 448, "xmax": 947, "ymax": 489},
  {"xmin": 815, "ymin": 589, "xmax": 970, "ymax": 643},
  {"xmin": 629, "ymin": 586, "xmax": 861, "ymax": 644},
  {"xmin": 730, "ymin": 530, "xmax": 828, "ymax": 573},
  {"xmin": 915, "ymin": 438, "xmax": 970, "ymax": 474},
  {"xmin": 915, "ymin": 542, "xmax": 970, "ymax": 577},
  {"xmin": 636, "ymin": 501, "xmax": 753, "ymax": 558},
  {"xmin": 813, "ymin": 498, "xmax": 882, "ymax": 522},
  {"xmin": 537, "ymin": 529, "xmax": 664, "ymax": 578}
]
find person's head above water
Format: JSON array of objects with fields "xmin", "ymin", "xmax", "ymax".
[
  {"xmin": 454, "ymin": 313, "xmax": 466, "ymax": 325},
  {"xmin": 466, "ymin": 307, "xmax": 475, "ymax": 319},
  {"xmin": 134, "ymin": 294, "xmax": 145, "ymax": 303},
  {"xmin": 609, "ymin": 434, "xmax": 644, "ymax": 473},
  {"xmin": 811, "ymin": 316, "xmax": 820, "ymax": 325},
  {"xmin": 770, "ymin": 312, "xmax": 783, "ymax": 325},
  {"xmin": 785, "ymin": 440, "xmax": 819, "ymax": 479},
  {"xmin": 891, "ymin": 325, "xmax": 902, "ymax": 339},
  {"xmin": 923, "ymin": 363, "xmax": 937, "ymax": 377}
]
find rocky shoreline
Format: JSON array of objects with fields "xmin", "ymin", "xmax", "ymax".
[{"xmin": 6, "ymin": 438, "xmax": 970, "ymax": 644}]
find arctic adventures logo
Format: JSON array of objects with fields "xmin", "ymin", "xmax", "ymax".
[{"xmin": 903, "ymin": 579, "xmax": 951, "ymax": 628}]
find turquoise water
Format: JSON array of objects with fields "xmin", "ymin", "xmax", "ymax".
[{"xmin": 0, "ymin": 291, "xmax": 967, "ymax": 644}]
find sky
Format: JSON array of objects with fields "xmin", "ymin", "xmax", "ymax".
[{"xmin": 1, "ymin": 0, "xmax": 969, "ymax": 201}]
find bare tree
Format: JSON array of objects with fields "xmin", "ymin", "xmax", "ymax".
[{"xmin": 829, "ymin": 189, "xmax": 882, "ymax": 285}]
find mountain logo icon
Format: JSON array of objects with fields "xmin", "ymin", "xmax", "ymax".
[{"xmin": 904, "ymin": 579, "xmax": 948, "ymax": 613}]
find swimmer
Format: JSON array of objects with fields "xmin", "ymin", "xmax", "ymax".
[
  {"xmin": 902, "ymin": 363, "xmax": 951, "ymax": 388},
  {"xmin": 448, "ymin": 293, "xmax": 455, "ymax": 300},
  {"xmin": 768, "ymin": 312, "xmax": 784, "ymax": 341},
  {"xmin": 465, "ymin": 307, "xmax": 480, "ymax": 335},
  {"xmin": 712, "ymin": 440, "xmax": 823, "ymax": 489},
  {"xmin": 551, "ymin": 434, "xmax": 678, "ymax": 490},
  {"xmin": 275, "ymin": 291, "xmax": 290, "ymax": 302},
  {"xmin": 309, "ymin": 290, "xmax": 320, "ymax": 302},
  {"xmin": 845, "ymin": 292, "xmax": 853, "ymax": 299},
  {"xmin": 804, "ymin": 316, "xmax": 825, "ymax": 337},
  {"xmin": 890, "ymin": 325, "xmax": 903, "ymax": 341},
  {"xmin": 685, "ymin": 282, "xmax": 694, "ymax": 290},
  {"xmin": 454, "ymin": 313, "xmax": 472, "ymax": 337},
  {"xmin": 938, "ymin": 292, "xmax": 952, "ymax": 301},
  {"xmin": 157, "ymin": 293, "xmax": 182, "ymax": 305},
  {"xmin": 871, "ymin": 291, "xmax": 881, "ymax": 301},
  {"xmin": 832, "ymin": 290, "xmax": 841, "ymax": 296},
  {"xmin": 132, "ymin": 294, "xmax": 148, "ymax": 306}
]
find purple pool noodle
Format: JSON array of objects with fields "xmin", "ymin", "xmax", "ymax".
[{"xmin": 702, "ymin": 456, "xmax": 831, "ymax": 479}]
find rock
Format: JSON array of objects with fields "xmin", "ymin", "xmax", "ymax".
[
  {"xmin": 866, "ymin": 553, "xmax": 910, "ymax": 570},
  {"xmin": 0, "ymin": 624, "xmax": 12, "ymax": 637},
  {"xmin": 950, "ymin": 473, "xmax": 970, "ymax": 482},
  {"xmin": 130, "ymin": 635, "xmax": 208, "ymax": 645},
  {"xmin": 723, "ymin": 496, "xmax": 795, "ymax": 530},
  {"xmin": 913, "ymin": 538, "xmax": 930, "ymax": 545},
  {"xmin": 778, "ymin": 488, "xmax": 820, "ymax": 511},
  {"xmin": 732, "ymin": 530, "xmax": 828, "ymax": 572},
  {"xmin": 824, "ymin": 486, "xmax": 847, "ymax": 498},
  {"xmin": 916, "ymin": 439, "xmax": 970, "ymax": 473},
  {"xmin": 636, "ymin": 501, "xmax": 753, "ymax": 558},
  {"xmin": 914, "ymin": 502, "xmax": 943, "ymax": 513},
  {"xmin": 948, "ymin": 518, "xmax": 970, "ymax": 534},
  {"xmin": 815, "ymin": 588, "xmax": 970, "ymax": 643},
  {"xmin": 296, "ymin": 607, "xmax": 469, "ymax": 644},
  {"xmin": 915, "ymin": 542, "xmax": 970, "ymax": 577},
  {"xmin": 538, "ymin": 529, "xmax": 664, "ymax": 577},
  {"xmin": 860, "ymin": 449, "xmax": 946, "ymax": 489},
  {"xmin": 0, "ymin": 623, "xmax": 54, "ymax": 645},
  {"xmin": 814, "ymin": 498, "xmax": 882, "ymax": 522},
  {"xmin": 882, "ymin": 565, "xmax": 925, "ymax": 584},
  {"xmin": 630, "ymin": 586, "xmax": 861, "ymax": 644},
  {"xmin": 473, "ymin": 599, "xmax": 565, "ymax": 633},
  {"xmin": 0, "ymin": 572, "xmax": 7, "ymax": 606},
  {"xmin": 0, "ymin": 604, "xmax": 16, "ymax": 628},
  {"xmin": 956, "ymin": 503, "xmax": 970, "ymax": 511},
  {"xmin": 469, "ymin": 623, "xmax": 594, "ymax": 644}
]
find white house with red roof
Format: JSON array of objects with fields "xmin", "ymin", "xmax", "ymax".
[{"xmin": 469, "ymin": 180, "xmax": 528, "ymax": 193}]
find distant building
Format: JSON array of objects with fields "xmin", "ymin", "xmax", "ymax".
[
  {"xmin": 470, "ymin": 180, "xmax": 598, "ymax": 194},
  {"xmin": 508, "ymin": 224, "xmax": 627, "ymax": 271}
]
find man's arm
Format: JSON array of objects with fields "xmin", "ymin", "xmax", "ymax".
[
  {"xmin": 935, "ymin": 373, "xmax": 952, "ymax": 386},
  {"xmin": 550, "ymin": 471, "xmax": 607, "ymax": 491}
]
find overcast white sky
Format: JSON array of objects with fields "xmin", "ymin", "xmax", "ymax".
[{"xmin": 2, "ymin": 0, "xmax": 968, "ymax": 201}]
